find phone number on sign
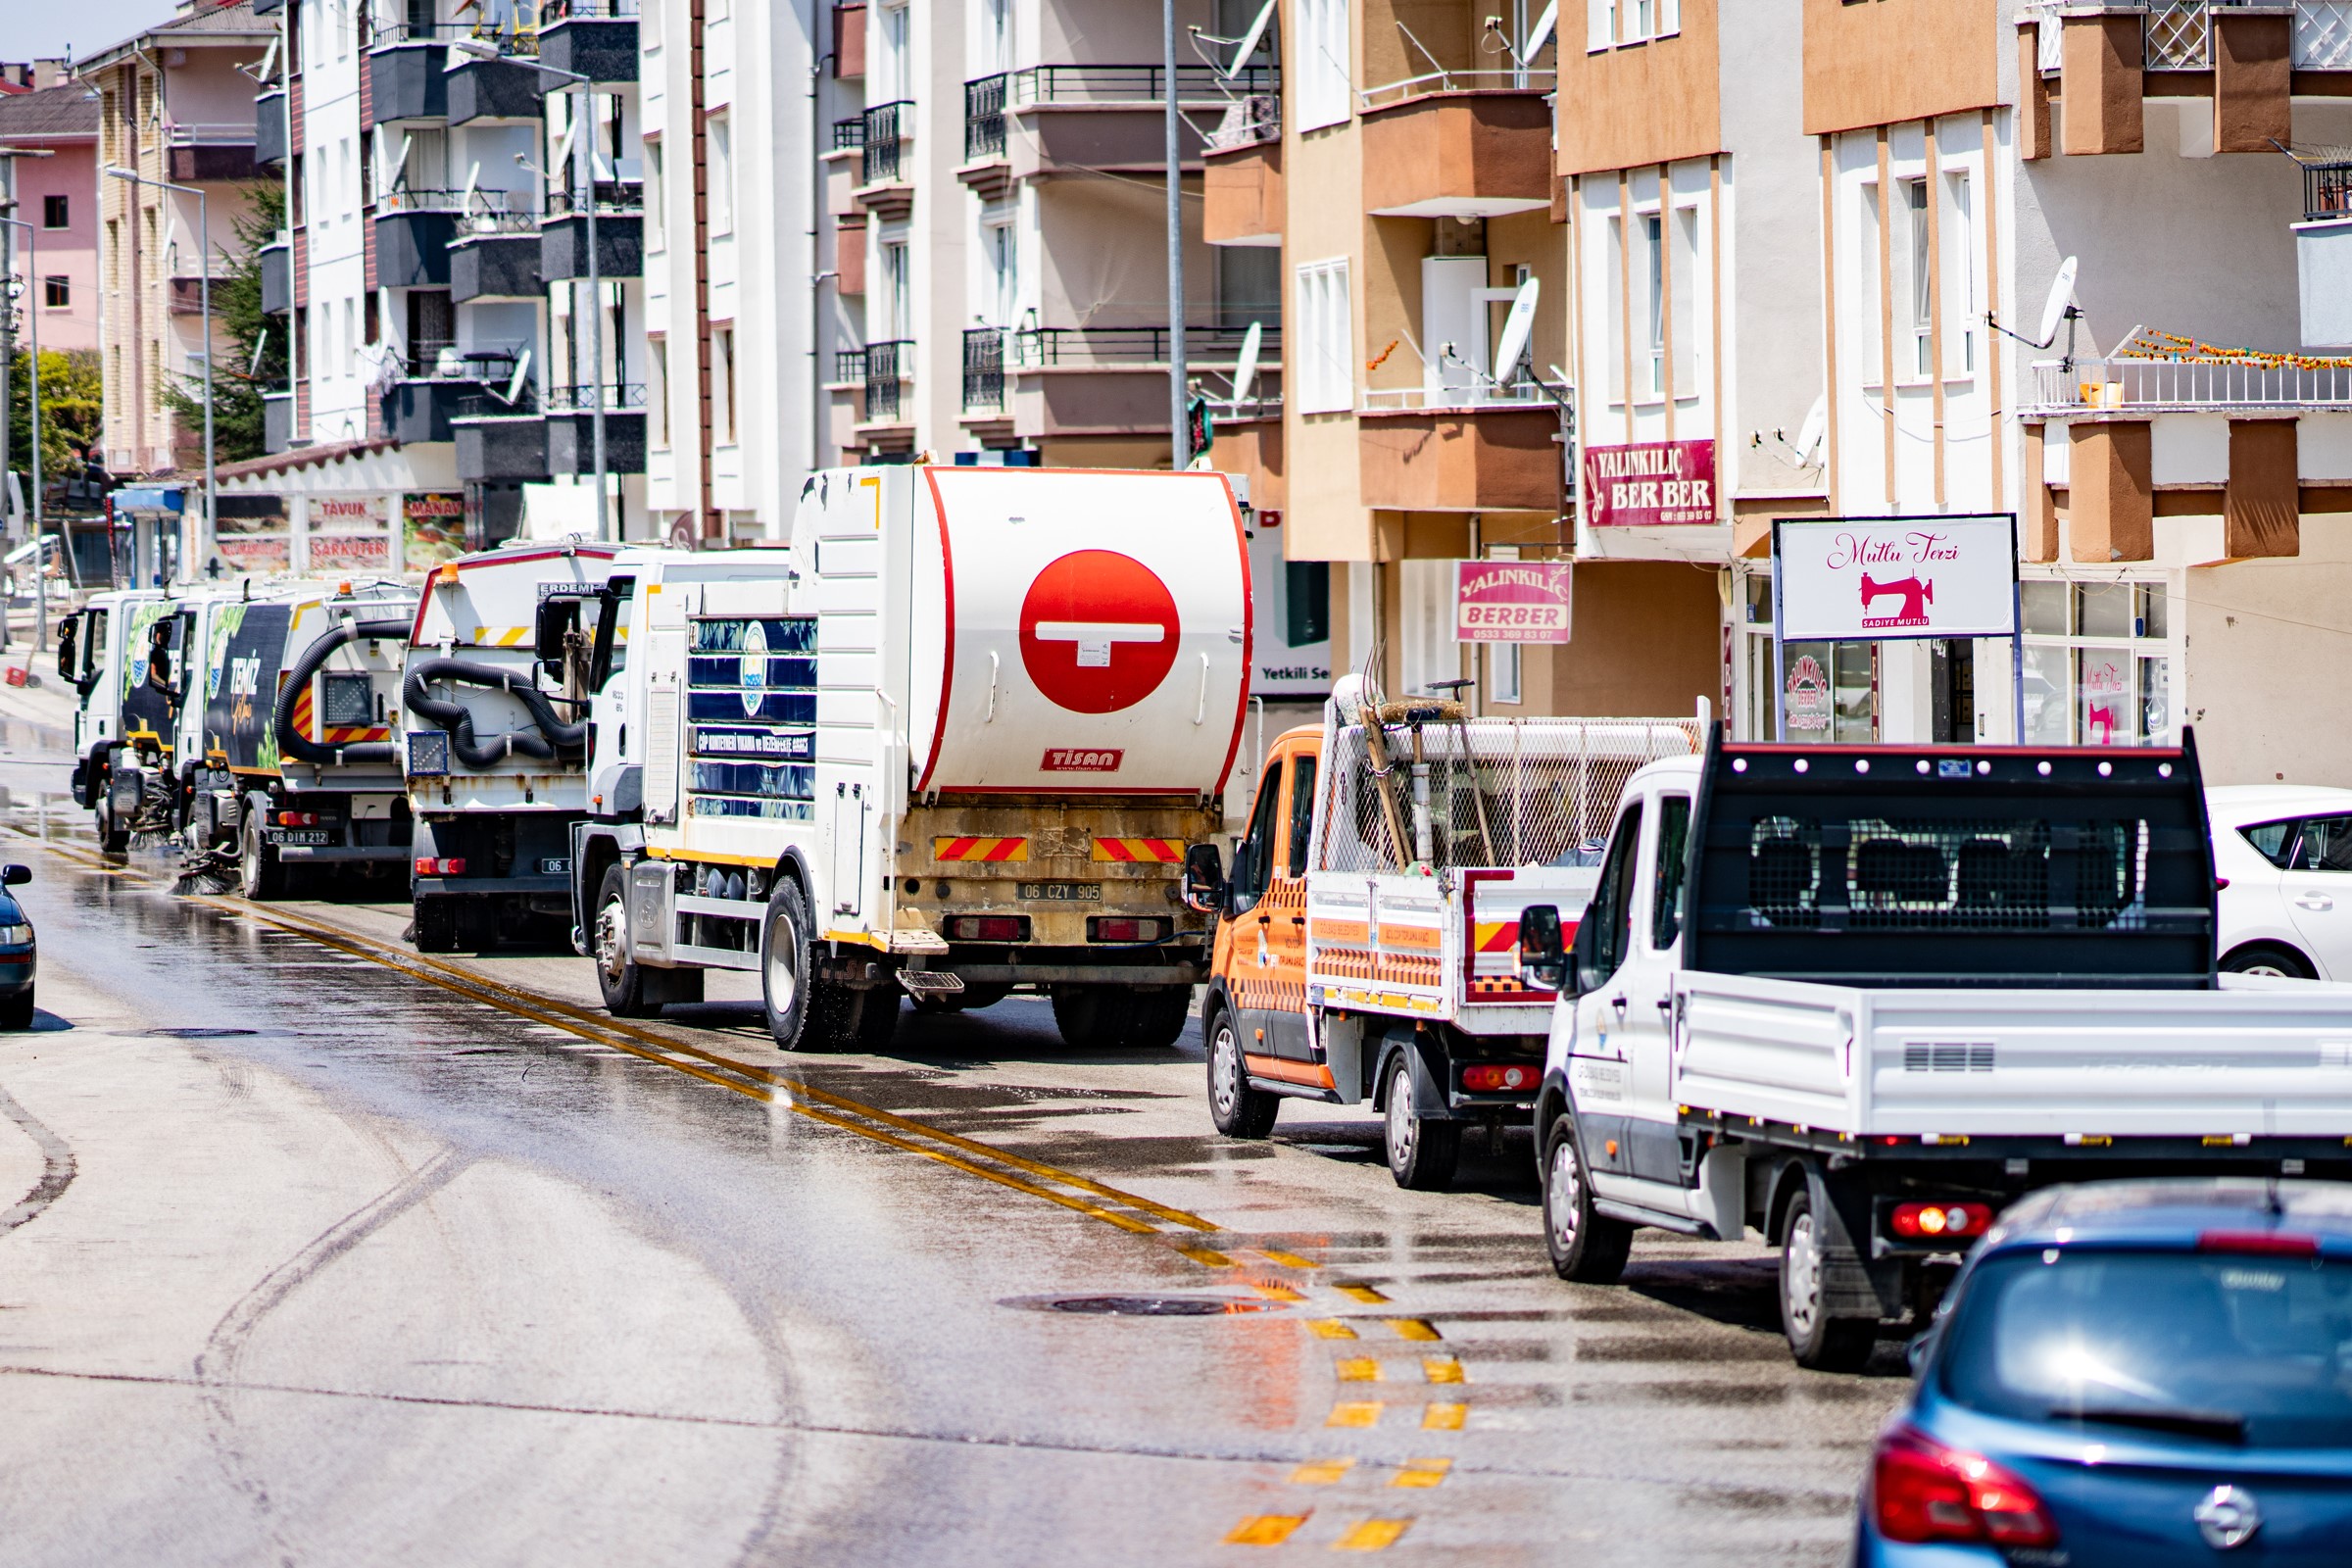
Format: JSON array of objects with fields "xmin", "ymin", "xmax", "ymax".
[{"xmin": 1460, "ymin": 606, "xmax": 1567, "ymax": 628}]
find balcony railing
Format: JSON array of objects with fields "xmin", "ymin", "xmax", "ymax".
[
  {"xmin": 1204, "ymin": 94, "xmax": 1280, "ymax": 151},
  {"xmin": 395, "ymin": 340, "xmax": 529, "ymax": 382},
  {"xmin": 2305, "ymin": 161, "xmax": 2352, "ymax": 220},
  {"xmin": 1007, "ymin": 63, "xmax": 1275, "ymax": 105},
  {"xmin": 1361, "ymin": 379, "xmax": 1558, "ymax": 412},
  {"xmin": 163, "ymin": 121, "xmax": 257, "ymax": 146},
  {"xmin": 2023, "ymin": 1, "xmax": 2352, "ymax": 72},
  {"xmin": 377, "ymin": 186, "xmax": 472, "ymax": 214},
  {"xmin": 2303, "ymin": 1, "xmax": 2352, "ymax": 68},
  {"xmin": 864, "ymin": 338, "xmax": 912, "ymax": 421},
  {"xmin": 369, "ymin": 21, "xmax": 476, "ymax": 46},
  {"xmin": 1007, "ymin": 323, "xmax": 1276, "ymax": 369},
  {"xmin": 545, "ymin": 381, "xmax": 649, "ymax": 411},
  {"xmin": 2024, "ymin": 354, "xmax": 2352, "ymax": 414},
  {"xmin": 542, "ymin": 0, "xmax": 639, "ymax": 18},
  {"xmin": 1357, "ymin": 68, "xmax": 1554, "ymax": 112},
  {"xmin": 861, "ymin": 100, "xmax": 910, "ymax": 185},
  {"xmin": 962, "ymin": 327, "xmax": 1005, "ymax": 412},
  {"xmin": 167, "ymin": 274, "xmax": 228, "ymax": 315},
  {"xmin": 832, "ymin": 116, "xmax": 866, "ymax": 151},
  {"xmin": 833, "ymin": 347, "xmax": 868, "ymax": 385},
  {"xmin": 545, "ymin": 180, "xmax": 645, "ymax": 216},
  {"xmin": 2144, "ymin": 0, "xmax": 2212, "ymax": 69},
  {"xmin": 965, "ymin": 74, "xmax": 1007, "ymax": 162}
]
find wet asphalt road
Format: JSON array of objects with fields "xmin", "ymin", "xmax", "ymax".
[{"xmin": 0, "ymin": 818, "xmax": 1905, "ymax": 1566}]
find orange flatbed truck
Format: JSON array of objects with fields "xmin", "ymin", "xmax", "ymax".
[{"xmin": 1187, "ymin": 676, "xmax": 1703, "ymax": 1188}]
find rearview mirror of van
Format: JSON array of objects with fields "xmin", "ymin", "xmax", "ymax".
[
  {"xmin": 1181, "ymin": 842, "xmax": 1227, "ymax": 913},
  {"xmin": 1518, "ymin": 905, "xmax": 1566, "ymax": 990}
]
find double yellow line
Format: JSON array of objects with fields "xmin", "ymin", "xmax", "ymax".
[{"xmin": 31, "ymin": 837, "xmax": 1223, "ymax": 1244}]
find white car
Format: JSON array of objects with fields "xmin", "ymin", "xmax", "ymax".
[{"xmin": 2208, "ymin": 785, "xmax": 2352, "ymax": 978}]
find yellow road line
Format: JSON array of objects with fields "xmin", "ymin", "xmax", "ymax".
[
  {"xmin": 1390, "ymin": 1458, "xmax": 1450, "ymax": 1490},
  {"xmin": 1421, "ymin": 1403, "xmax": 1466, "ymax": 1431},
  {"xmin": 1180, "ymin": 1246, "xmax": 1236, "ymax": 1268},
  {"xmin": 1332, "ymin": 1518, "xmax": 1412, "ymax": 1551},
  {"xmin": 1421, "ymin": 1357, "xmax": 1464, "ymax": 1385},
  {"xmin": 1334, "ymin": 1284, "xmax": 1389, "ymax": 1304},
  {"xmin": 1290, "ymin": 1458, "xmax": 1354, "ymax": 1486},
  {"xmin": 1386, "ymin": 1319, "xmax": 1441, "ymax": 1342},
  {"xmin": 1326, "ymin": 1401, "xmax": 1383, "ymax": 1429},
  {"xmin": 1250, "ymin": 1283, "xmax": 1305, "ymax": 1303},
  {"xmin": 1259, "ymin": 1249, "xmax": 1319, "ymax": 1269},
  {"xmin": 1226, "ymin": 1515, "xmax": 1310, "ymax": 1546},
  {"xmin": 1335, "ymin": 1358, "xmax": 1380, "ymax": 1383},
  {"xmin": 1307, "ymin": 1320, "xmax": 1358, "ymax": 1341}
]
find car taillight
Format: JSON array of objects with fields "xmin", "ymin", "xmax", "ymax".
[
  {"xmin": 414, "ymin": 858, "xmax": 467, "ymax": 876},
  {"xmin": 274, "ymin": 810, "xmax": 318, "ymax": 826},
  {"xmin": 1873, "ymin": 1423, "xmax": 2057, "ymax": 1547},
  {"xmin": 1461, "ymin": 1064, "xmax": 1536, "ymax": 1093},
  {"xmin": 2198, "ymin": 1229, "xmax": 2321, "ymax": 1257},
  {"xmin": 1889, "ymin": 1201, "xmax": 1993, "ymax": 1242},
  {"xmin": 1087, "ymin": 915, "xmax": 1170, "ymax": 943},
  {"xmin": 946, "ymin": 915, "xmax": 1028, "ymax": 942}
]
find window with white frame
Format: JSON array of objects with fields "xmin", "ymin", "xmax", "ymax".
[
  {"xmin": 708, "ymin": 115, "xmax": 733, "ymax": 236},
  {"xmin": 1296, "ymin": 0, "xmax": 1350, "ymax": 132},
  {"xmin": 1903, "ymin": 177, "xmax": 1931, "ymax": 379},
  {"xmin": 979, "ymin": 214, "xmax": 1017, "ymax": 325},
  {"xmin": 1488, "ymin": 641, "xmax": 1522, "ymax": 704},
  {"xmin": 1588, "ymin": 0, "xmax": 1679, "ymax": 49},
  {"xmin": 1857, "ymin": 180, "xmax": 1884, "ymax": 383},
  {"xmin": 1295, "ymin": 258, "xmax": 1351, "ymax": 413},
  {"xmin": 645, "ymin": 140, "xmax": 664, "ymax": 251},
  {"xmin": 1942, "ymin": 170, "xmax": 1977, "ymax": 378},
  {"xmin": 881, "ymin": 236, "xmax": 912, "ymax": 338},
  {"xmin": 1606, "ymin": 201, "xmax": 1696, "ymax": 403},
  {"xmin": 713, "ymin": 326, "xmax": 736, "ymax": 445},
  {"xmin": 2020, "ymin": 580, "xmax": 2173, "ymax": 747},
  {"xmin": 650, "ymin": 337, "xmax": 669, "ymax": 448}
]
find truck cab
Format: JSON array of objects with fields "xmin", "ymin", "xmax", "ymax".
[{"xmin": 59, "ymin": 589, "xmax": 168, "ymax": 851}]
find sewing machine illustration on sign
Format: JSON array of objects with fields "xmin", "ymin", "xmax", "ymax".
[{"xmin": 1859, "ymin": 573, "xmax": 1934, "ymax": 629}]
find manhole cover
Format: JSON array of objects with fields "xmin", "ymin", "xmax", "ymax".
[
  {"xmin": 144, "ymin": 1027, "xmax": 259, "ymax": 1038},
  {"xmin": 1002, "ymin": 1294, "xmax": 1279, "ymax": 1317}
]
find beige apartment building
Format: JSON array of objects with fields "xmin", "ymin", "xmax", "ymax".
[{"xmin": 82, "ymin": 1, "xmax": 272, "ymax": 483}]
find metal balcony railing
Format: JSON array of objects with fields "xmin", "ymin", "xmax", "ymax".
[
  {"xmin": 369, "ymin": 21, "xmax": 475, "ymax": 46},
  {"xmin": 1360, "ymin": 380, "xmax": 1555, "ymax": 412},
  {"xmin": 545, "ymin": 180, "xmax": 645, "ymax": 216},
  {"xmin": 2305, "ymin": 162, "xmax": 2352, "ymax": 220},
  {"xmin": 962, "ymin": 327, "xmax": 1005, "ymax": 412},
  {"xmin": 163, "ymin": 121, "xmax": 259, "ymax": 146},
  {"xmin": 833, "ymin": 347, "xmax": 868, "ymax": 385},
  {"xmin": 2024, "ymin": 354, "xmax": 2352, "ymax": 414},
  {"xmin": 863, "ymin": 338, "xmax": 912, "ymax": 421},
  {"xmin": 1007, "ymin": 323, "xmax": 1277, "ymax": 369},
  {"xmin": 377, "ymin": 187, "xmax": 472, "ymax": 214},
  {"xmin": 395, "ymin": 341, "xmax": 529, "ymax": 382},
  {"xmin": 965, "ymin": 74, "xmax": 1007, "ymax": 162},
  {"xmin": 1006, "ymin": 63, "xmax": 1275, "ymax": 106},
  {"xmin": 2020, "ymin": 1, "xmax": 2352, "ymax": 72},
  {"xmin": 1357, "ymin": 68, "xmax": 1555, "ymax": 112},
  {"xmin": 545, "ymin": 381, "xmax": 649, "ymax": 411},
  {"xmin": 542, "ymin": 0, "xmax": 640, "ymax": 19},
  {"xmin": 861, "ymin": 100, "xmax": 910, "ymax": 185},
  {"xmin": 832, "ymin": 116, "xmax": 866, "ymax": 151}
]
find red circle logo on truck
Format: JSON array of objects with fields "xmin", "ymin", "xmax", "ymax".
[{"xmin": 1018, "ymin": 550, "xmax": 1181, "ymax": 714}]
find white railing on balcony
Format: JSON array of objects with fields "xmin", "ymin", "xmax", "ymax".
[
  {"xmin": 2023, "ymin": 1, "xmax": 2352, "ymax": 71},
  {"xmin": 2301, "ymin": 0, "xmax": 2352, "ymax": 67},
  {"xmin": 165, "ymin": 120, "xmax": 260, "ymax": 145},
  {"xmin": 2145, "ymin": 0, "xmax": 2210, "ymax": 68},
  {"xmin": 1361, "ymin": 380, "xmax": 1558, "ymax": 412},
  {"xmin": 1357, "ymin": 68, "xmax": 1557, "ymax": 113},
  {"xmin": 2024, "ymin": 355, "xmax": 2352, "ymax": 414}
]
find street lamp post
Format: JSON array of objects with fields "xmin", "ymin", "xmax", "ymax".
[
  {"xmin": 106, "ymin": 165, "xmax": 213, "ymax": 584},
  {"xmin": 454, "ymin": 42, "xmax": 609, "ymax": 543},
  {"xmin": 1, "ymin": 214, "xmax": 46, "ymax": 651}
]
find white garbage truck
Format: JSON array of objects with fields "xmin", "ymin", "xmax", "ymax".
[
  {"xmin": 401, "ymin": 542, "xmax": 628, "ymax": 951},
  {"xmin": 568, "ymin": 464, "xmax": 1252, "ymax": 1051}
]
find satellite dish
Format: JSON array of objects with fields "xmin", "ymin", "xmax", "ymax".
[
  {"xmin": 461, "ymin": 161, "xmax": 482, "ymax": 223},
  {"xmin": 1491, "ymin": 275, "xmax": 1541, "ymax": 393},
  {"xmin": 503, "ymin": 348, "xmax": 532, "ymax": 408},
  {"xmin": 1231, "ymin": 320, "xmax": 1263, "ymax": 407},
  {"xmin": 1226, "ymin": 0, "xmax": 1276, "ymax": 77},
  {"xmin": 550, "ymin": 119, "xmax": 580, "ymax": 184},
  {"xmin": 1793, "ymin": 393, "xmax": 1827, "ymax": 467},
  {"xmin": 1525, "ymin": 1, "xmax": 1558, "ymax": 59},
  {"xmin": 2036, "ymin": 256, "xmax": 2079, "ymax": 348}
]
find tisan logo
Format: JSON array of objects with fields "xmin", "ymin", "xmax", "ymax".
[{"xmin": 1041, "ymin": 748, "xmax": 1123, "ymax": 772}]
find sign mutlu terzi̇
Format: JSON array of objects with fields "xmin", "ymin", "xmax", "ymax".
[{"xmin": 1772, "ymin": 514, "xmax": 2019, "ymax": 643}]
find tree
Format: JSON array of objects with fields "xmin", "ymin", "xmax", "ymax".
[
  {"xmin": 6, "ymin": 347, "xmax": 102, "ymax": 490},
  {"xmin": 160, "ymin": 179, "xmax": 287, "ymax": 466}
]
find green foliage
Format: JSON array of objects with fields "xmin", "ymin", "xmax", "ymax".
[
  {"xmin": 159, "ymin": 180, "xmax": 288, "ymax": 466},
  {"xmin": 6, "ymin": 346, "xmax": 102, "ymax": 482}
]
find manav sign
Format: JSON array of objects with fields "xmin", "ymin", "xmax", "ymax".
[
  {"xmin": 1455, "ymin": 561, "xmax": 1573, "ymax": 643},
  {"xmin": 1774, "ymin": 515, "xmax": 2018, "ymax": 642}
]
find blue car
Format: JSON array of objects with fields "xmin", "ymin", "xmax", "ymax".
[
  {"xmin": 0, "ymin": 861, "xmax": 35, "ymax": 1029},
  {"xmin": 1859, "ymin": 1179, "xmax": 2352, "ymax": 1567}
]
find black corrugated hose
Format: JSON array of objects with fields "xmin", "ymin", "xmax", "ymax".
[
  {"xmin": 270, "ymin": 617, "xmax": 413, "ymax": 767},
  {"xmin": 402, "ymin": 658, "xmax": 589, "ymax": 768}
]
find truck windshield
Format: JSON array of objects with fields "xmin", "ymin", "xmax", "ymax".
[{"xmin": 1939, "ymin": 1249, "xmax": 2352, "ymax": 1450}]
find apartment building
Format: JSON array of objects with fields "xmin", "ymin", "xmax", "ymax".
[
  {"xmin": 81, "ymin": 0, "xmax": 270, "ymax": 513},
  {"xmin": 0, "ymin": 73, "xmax": 103, "ymax": 354}
]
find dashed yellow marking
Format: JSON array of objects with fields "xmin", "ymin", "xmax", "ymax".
[
  {"xmin": 1335, "ymin": 1284, "xmax": 1389, "ymax": 1304},
  {"xmin": 1308, "ymin": 1319, "xmax": 1359, "ymax": 1341},
  {"xmin": 1386, "ymin": 1318, "xmax": 1441, "ymax": 1342},
  {"xmin": 1260, "ymin": 1249, "xmax": 1320, "ymax": 1269},
  {"xmin": 1226, "ymin": 1514, "xmax": 1311, "ymax": 1546},
  {"xmin": 1251, "ymin": 1283, "xmax": 1306, "ymax": 1303},
  {"xmin": 1422, "ymin": 1357, "xmax": 1464, "ymax": 1385},
  {"xmin": 1333, "ymin": 1518, "xmax": 1413, "ymax": 1551},
  {"xmin": 1290, "ymin": 1458, "xmax": 1355, "ymax": 1486},
  {"xmin": 1181, "ymin": 1246, "xmax": 1236, "ymax": 1268},
  {"xmin": 1335, "ymin": 1358, "xmax": 1381, "ymax": 1383},
  {"xmin": 1327, "ymin": 1401, "xmax": 1384, "ymax": 1429},
  {"xmin": 1390, "ymin": 1458, "xmax": 1450, "ymax": 1490},
  {"xmin": 1422, "ymin": 1402, "xmax": 1466, "ymax": 1431}
]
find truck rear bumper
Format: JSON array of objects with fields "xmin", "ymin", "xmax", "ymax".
[
  {"xmin": 276, "ymin": 846, "xmax": 413, "ymax": 864},
  {"xmin": 945, "ymin": 962, "xmax": 1204, "ymax": 986}
]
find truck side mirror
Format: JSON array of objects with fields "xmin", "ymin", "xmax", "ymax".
[
  {"xmin": 1518, "ymin": 905, "xmax": 1566, "ymax": 990},
  {"xmin": 1570, "ymin": 901, "xmax": 1600, "ymax": 995},
  {"xmin": 533, "ymin": 597, "xmax": 579, "ymax": 674},
  {"xmin": 55, "ymin": 615, "xmax": 75, "ymax": 680},
  {"xmin": 1182, "ymin": 842, "xmax": 1227, "ymax": 913},
  {"xmin": 1, "ymin": 864, "xmax": 30, "ymax": 887}
]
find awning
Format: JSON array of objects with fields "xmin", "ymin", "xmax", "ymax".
[{"xmin": 111, "ymin": 486, "xmax": 185, "ymax": 514}]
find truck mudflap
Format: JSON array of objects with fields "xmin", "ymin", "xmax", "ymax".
[{"xmin": 1798, "ymin": 1161, "xmax": 1908, "ymax": 1321}]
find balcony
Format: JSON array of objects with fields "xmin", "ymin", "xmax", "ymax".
[
  {"xmin": 448, "ymin": 54, "xmax": 547, "ymax": 125},
  {"xmin": 1360, "ymin": 79, "xmax": 1553, "ymax": 220},
  {"xmin": 383, "ymin": 377, "xmax": 485, "ymax": 445},
  {"xmin": 452, "ymin": 396, "xmax": 550, "ymax": 483},
  {"xmin": 168, "ymin": 274, "xmax": 228, "ymax": 317},
  {"xmin": 165, "ymin": 124, "xmax": 258, "ymax": 185},
  {"xmin": 368, "ymin": 26, "xmax": 460, "ymax": 125},
  {"xmin": 1004, "ymin": 324, "xmax": 1274, "ymax": 439},
  {"xmin": 961, "ymin": 327, "xmax": 1004, "ymax": 414},
  {"xmin": 256, "ymin": 88, "xmax": 288, "ymax": 170},
  {"xmin": 859, "ymin": 99, "xmax": 912, "ymax": 204},
  {"xmin": 862, "ymin": 339, "xmax": 912, "ymax": 425},
  {"xmin": 540, "ymin": 0, "xmax": 638, "ymax": 82},
  {"xmin": 964, "ymin": 73, "xmax": 1008, "ymax": 184},
  {"xmin": 2023, "ymin": 353, "xmax": 2352, "ymax": 417},
  {"xmin": 260, "ymin": 240, "xmax": 291, "ymax": 317},
  {"xmin": 1204, "ymin": 126, "xmax": 1281, "ymax": 247},
  {"xmin": 992, "ymin": 64, "xmax": 1276, "ymax": 179},
  {"xmin": 373, "ymin": 189, "xmax": 468, "ymax": 286},
  {"xmin": 1358, "ymin": 379, "xmax": 1568, "ymax": 514},
  {"xmin": 450, "ymin": 222, "xmax": 543, "ymax": 303},
  {"xmin": 545, "ymin": 383, "xmax": 650, "ymax": 474},
  {"xmin": 541, "ymin": 188, "xmax": 644, "ymax": 278}
]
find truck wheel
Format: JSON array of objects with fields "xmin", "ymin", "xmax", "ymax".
[
  {"xmin": 95, "ymin": 787, "xmax": 128, "ymax": 855},
  {"xmin": 238, "ymin": 804, "xmax": 284, "ymax": 901},
  {"xmin": 1383, "ymin": 1054, "xmax": 1459, "ymax": 1191},
  {"xmin": 1049, "ymin": 986, "xmax": 1117, "ymax": 1049},
  {"xmin": 1543, "ymin": 1115, "xmax": 1632, "ymax": 1283},
  {"xmin": 1206, "ymin": 1007, "xmax": 1279, "ymax": 1138},
  {"xmin": 413, "ymin": 898, "xmax": 458, "ymax": 954},
  {"xmin": 1122, "ymin": 987, "xmax": 1193, "ymax": 1050},
  {"xmin": 760, "ymin": 879, "xmax": 824, "ymax": 1050},
  {"xmin": 594, "ymin": 863, "xmax": 662, "ymax": 1019},
  {"xmin": 1779, "ymin": 1188, "xmax": 1877, "ymax": 1372}
]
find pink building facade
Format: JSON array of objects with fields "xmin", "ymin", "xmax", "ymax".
[{"xmin": 0, "ymin": 79, "xmax": 101, "ymax": 353}]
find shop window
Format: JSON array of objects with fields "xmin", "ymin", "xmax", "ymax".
[{"xmin": 2021, "ymin": 579, "xmax": 2172, "ymax": 747}]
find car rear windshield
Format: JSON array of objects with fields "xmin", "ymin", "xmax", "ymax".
[{"xmin": 1940, "ymin": 1249, "xmax": 2352, "ymax": 1449}]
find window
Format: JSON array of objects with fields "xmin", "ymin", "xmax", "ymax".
[
  {"xmin": 365, "ymin": 290, "xmax": 379, "ymax": 346},
  {"xmin": 878, "ymin": 0, "xmax": 910, "ymax": 98},
  {"xmin": 1232, "ymin": 760, "xmax": 1285, "ymax": 912},
  {"xmin": 1295, "ymin": 258, "xmax": 1351, "ymax": 413},
  {"xmin": 645, "ymin": 141, "xmax": 664, "ymax": 250},
  {"xmin": 708, "ymin": 114, "xmax": 733, "ymax": 236},
  {"xmin": 881, "ymin": 238, "xmax": 911, "ymax": 337},
  {"xmin": 42, "ymin": 194, "xmax": 67, "ymax": 229},
  {"xmin": 1582, "ymin": 801, "xmax": 1644, "ymax": 987},
  {"xmin": 1296, "ymin": 0, "xmax": 1350, "ymax": 132},
  {"xmin": 980, "ymin": 216, "xmax": 1017, "ymax": 324},
  {"xmin": 1286, "ymin": 561, "xmax": 1329, "ymax": 647},
  {"xmin": 1488, "ymin": 641, "xmax": 1522, "ymax": 705},
  {"xmin": 650, "ymin": 338, "xmax": 669, "ymax": 447},
  {"xmin": 2291, "ymin": 817, "xmax": 2352, "ymax": 873},
  {"xmin": 714, "ymin": 327, "xmax": 736, "ymax": 443},
  {"xmin": 1858, "ymin": 181, "xmax": 1883, "ymax": 381},
  {"xmin": 1651, "ymin": 795, "xmax": 1691, "ymax": 948},
  {"xmin": 2242, "ymin": 819, "xmax": 2297, "ymax": 868},
  {"xmin": 1904, "ymin": 177, "xmax": 1931, "ymax": 378},
  {"xmin": 43, "ymin": 275, "xmax": 68, "ymax": 309},
  {"xmin": 1588, "ymin": 0, "xmax": 1678, "ymax": 48},
  {"xmin": 1283, "ymin": 754, "xmax": 1319, "ymax": 879},
  {"xmin": 1944, "ymin": 171, "xmax": 1977, "ymax": 377}
]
